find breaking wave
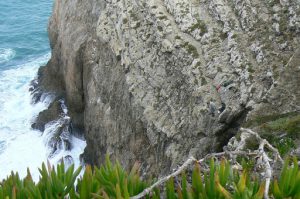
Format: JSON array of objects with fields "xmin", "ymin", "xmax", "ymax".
[
  {"xmin": 0, "ymin": 48, "xmax": 16, "ymax": 64},
  {"xmin": 0, "ymin": 53, "xmax": 86, "ymax": 181}
]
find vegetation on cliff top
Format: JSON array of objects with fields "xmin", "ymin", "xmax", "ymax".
[
  {"xmin": 1, "ymin": 126, "xmax": 300, "ymax": 199},
  {"xmin": 244, "ymin": 112, "xmax": 300, "ymax": 156},
  {"xmin": 1, "ymin": 155, "xmax": 300, "ymax": 199}
]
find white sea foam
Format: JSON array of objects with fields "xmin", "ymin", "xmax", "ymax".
[
  {"xmin": 42, "ymin": 115, "xmax": 86, "ymax": 170},
  {"xmin": 0, "ymin": 48, "xmax": 16, "ymax": 64},
  {"xmin": 0, "ymin": 53, "xmax": 86, "ymax": 181}
]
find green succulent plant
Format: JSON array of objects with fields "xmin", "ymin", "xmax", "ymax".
[
  {"xmin": 163, "ymin": 158, "xmax": 264, "ymax": 199},
  {"xmin": 73, "ymin": 155, "xmax": 148, "ymax": 199},
  {"xmin": 272, "ymin": 157, "xmax": 300, "ymax": 199},
  {"xmin": 1, "ymin": 156, "xmax": 300, "ymax": 199}
]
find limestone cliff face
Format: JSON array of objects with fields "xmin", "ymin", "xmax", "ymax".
[{"xmin": 42, "ymin": 0, "xmax": 300, "ymax": 174}]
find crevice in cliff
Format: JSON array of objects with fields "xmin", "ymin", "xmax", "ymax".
[
  {"xmin": 71, "ymin": 42, "xmax": 86, "ymax": 133},
  {"xmin": 214, "ymin": 107, "xmax": 251, "ymax": 152}
]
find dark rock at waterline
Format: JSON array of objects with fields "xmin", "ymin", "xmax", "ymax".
[
  {"xmin": 47, "ymin": 120, "xmax": 73, "ymax": 156},
  {"xmin": 31, "ymin": 100, "xmax": 64, "ymax": 132},
  {"xmin": 30, "ymin": 79, "xmax": 43, "ymax": 104},
  {"xmin": 30, "ymin": 64, "xmax": 66, "ymax": 105},
  {"xmin": 31, "ymin": 88, "xmax": 43, "ymax": 104},
  {"xmin": 56, "ymin": 155, "xmax": 74, "ymax": 167},
  {"xmin": 33, "ymin": 61, "xmax": 83, "ymax": 131},
  {"xmin": 29, "ymin": 79, "xmax": 38, "ymax": 92},
  {"xmin": 30, "ymin": 64, "xmax": 76, "ymax": 160},
  {"xmin": 48, "ymin": 137, "xmax": 72, "ymax": 156},
  {"xmin": 60, "ymin": 129, "xmax": 72, "ymax": 150},
  {"xmin": 29, "ymin": 66, "xmax": 48, "ymax": 104},
  {"xmin": 63, "ymin": 155, "xmax": 74, "ymax": 166}
]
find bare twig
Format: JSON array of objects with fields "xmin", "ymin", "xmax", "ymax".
[
  {"xmin": 130, "ymin": 157, "xmax": 197, "ymax": 199},
  {"xmin": 241, "ymin": 128, "xmax": 283, "ymax": 164},
  {"xmin": 197, "ymin": 152, "xmax": 225, "ymax": 163},
  {"xmin": 259, "ymin": 140, "xmax": 272, "ymax": 199},
  {"xmin": 241, "ymin": 128, "xmax": 283, "ymax": 199}
]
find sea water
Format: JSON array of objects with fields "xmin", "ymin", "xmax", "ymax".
[{"xmin": 0, "ymin": 0, "xmax": 86, "ymax": 181}]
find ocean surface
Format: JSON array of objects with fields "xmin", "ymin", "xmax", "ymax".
[{"xmin": 0, "ymin": 0, "xmax": 86, "ymax": 181}]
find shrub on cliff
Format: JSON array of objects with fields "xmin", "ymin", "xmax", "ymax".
[{"xmin": 1, "ymin": 156, "xmax": 300, "ymax": 199}]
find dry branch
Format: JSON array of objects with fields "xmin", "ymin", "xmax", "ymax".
[
  {"xmin": 130, "ymin": 128, "xmax": 284, "ymax": 199},
  {"xmin": 130, "ymin": 156, "xmax": 197, "ymax": 199},
  {"xmin": 259, "ymin": 140, "xmax": 272, "ymax": 199},
  {"xmin": 240, "ymin": 128, "xmax": 283, "ymax": 164}
]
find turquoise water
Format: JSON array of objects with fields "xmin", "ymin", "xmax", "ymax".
[
  {"xmin": 0, "ymin": 0, "xmax": 52, "ymax": 68},
  {"xmin": 0, "ymin": 0, "xmax": 86, "ymax": 181}
]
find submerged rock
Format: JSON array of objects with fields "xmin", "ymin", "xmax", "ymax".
[
  {"xmin": 38, "ymin": 0, "xmax": 300, "ymax": 175},
  {"xmin": 46, "ymin": 120, "xmax": 72, "ymax": 156},
  {"xmin": 31, "ymin": 94, "xmax": 74, "ymax": 157}
]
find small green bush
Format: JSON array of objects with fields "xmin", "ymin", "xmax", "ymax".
[
  {"xmin": 271, "ymin": 157, "xmax": 300, "ymax": 199},
  {"xmin": 244, "ymin": 113, "xmax": 300, "ymax": 156}
]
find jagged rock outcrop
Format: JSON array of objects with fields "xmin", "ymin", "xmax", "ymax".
[
  {"xmin": 31, "ymin": 100, "xmax": 63, "ymax": 131},
  {"xmin": 39, "ymin": 0, "xmax": 300, "ymax": 175}
]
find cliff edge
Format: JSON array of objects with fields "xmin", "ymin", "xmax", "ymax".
[{"xmin": 38, "ymin": 0, "xmax": 300, "ymax": 175}]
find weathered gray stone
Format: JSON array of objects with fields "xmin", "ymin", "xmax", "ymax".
[{"xmin": 39, "ymin": 0, "xmax": 300, "ymax": 176}]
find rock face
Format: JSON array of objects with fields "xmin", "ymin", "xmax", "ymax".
[{"xmin": 41, "ymin": 0, "xmax": 300, "ymax": 175}]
